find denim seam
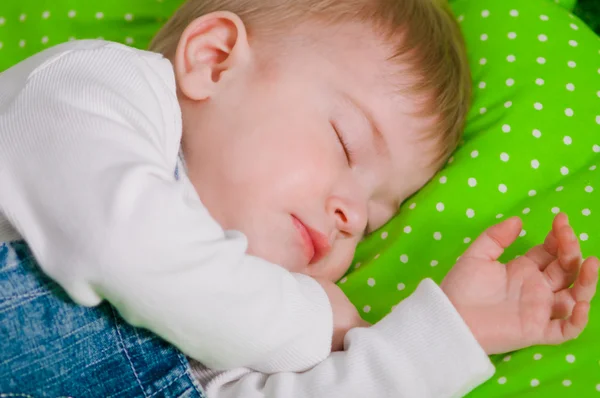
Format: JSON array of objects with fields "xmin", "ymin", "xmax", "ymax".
[
  {"xmin": 176, "ymin": 353, "xmax": 206, "ymax": 397},
  {"xmin": 147, "ymin": 372, "xmax": 188, "ymax": 398},
  {"xmin": 0, "ymin": 290, "xmax": 55, "ymax": 314},
  {"xmin": 110, "ymin": 306, "xmax": 150, "ymax": 398}
]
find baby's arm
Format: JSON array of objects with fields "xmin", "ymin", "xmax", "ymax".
[
  {"xmin": 195, "ymin": 279, "xmax": 494, "ymax": 398},
  {"xmin": 0, "ymin": 42, "xmax": 331, "ymax": 373}
]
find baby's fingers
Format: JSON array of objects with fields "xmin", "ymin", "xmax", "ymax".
[
  {"xmin": 464, "ymin": 217, "xmax": 522, "ymax": 261},
  {"xmin": 571, "ymin": 257, "xmax": 600, "ymax": 303},
  {"xmin": 543, "ymin": 224, "xmax": 581, "ymax": 292},
  {"xmin": 543, "ymin": 301, "xmax": 590, "ymax": 345}
]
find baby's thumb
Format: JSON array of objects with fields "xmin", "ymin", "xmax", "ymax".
[{"xmin": 464, "ymin": 217, "xmax": 523, "ymax": 261}]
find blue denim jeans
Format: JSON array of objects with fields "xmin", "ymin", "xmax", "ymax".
[{"xmin": 0, "ymin": 240, "xmax": 206, "ymax": 398}]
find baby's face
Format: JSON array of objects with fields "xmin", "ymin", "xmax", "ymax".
[{"xmin": 178, "ymin": 19, "xmax": 437, "ymax": 282}]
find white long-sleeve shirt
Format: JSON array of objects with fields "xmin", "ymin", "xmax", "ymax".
[{"xmin": 0, "ymin": 40, "xmax": 494, "ymax": 396}]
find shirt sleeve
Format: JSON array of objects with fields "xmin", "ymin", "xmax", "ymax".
[
  {"xmin": 195, "ymin": 279, "xmax": 495, "ymax": 398},
  {"xmin": 0, "ymin": 41, "xmax": 332, "ymax": 374}
]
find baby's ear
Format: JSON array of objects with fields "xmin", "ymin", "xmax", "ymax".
[{"xmin": 174, "ymin": 11, "xmax": 251, "ymax": 100}]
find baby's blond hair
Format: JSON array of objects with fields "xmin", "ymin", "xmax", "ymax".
[{"xmin": 150, "ymin": 0, "xmax": 470, "ymax": 170}]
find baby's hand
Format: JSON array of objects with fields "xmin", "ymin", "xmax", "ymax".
[
  {"xmin": 441, "ymin": 214, "xmax": 599, "ymax": 355},
  {"xmin": 316, "ymin": 279, "xmax": 370, "ymax": 352}
]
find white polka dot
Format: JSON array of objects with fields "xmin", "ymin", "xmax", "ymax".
[
  {"xmin": 568, "ymin": 60, "xmax": 576, "ymax": 68},
  {"xmin": 538, "ymin": 34, "xmax": 548, "ymax": 42},
  {"xmin": 400, "ymin": 254, "xmax": 409, "ymax": 263},
  {"xmin": 598, "ymin": 91, "xmax": 600, "ymax": 98},
  {"xmin": 496, "ymin": 213, "xmax": 504, "ymax": 219},
  {"xmin": 479, "ymin": 58, "xmax": 487, "ymax": 65},
  {"xmin": 536, "ymin": 78, "xmax": 544, "ymax": 85},
  {"xmin": 125, "ymin": 37, "xmax": 134, "ymax": 45},
  {"xmin": 471, "ymin": 150, "xmax": 479, "ymax": 158},
  {"xmin": 532, "ymin": 129, "xmax": 542, "ymax": 138},
  {"xmin": 367, "ymin": 278, "xmax": 376, "ymax": 287},
  {"xmin": 568, "ymin": 40, "xmax": 578, "ymax": 47},
  {"xmin": 520, "ymin": 229, "xmax": 527, "ymax": 237},
  {"xmin": 540, "ymin": 14, "xmax": 549, "ymax": 21},
  {"xmin": 19, "ymin": 14, "xmax": 26, "ymax": 22},
  {"xmin": 561, "ymin": 167, "xmax": 569, "ymax": 175},
  {"xmin": 468, "ymin": 178, "xmax": 477, "ymax": 187},
  {"xmin": 339, "ymin": 276, "xmax": 348, "ymax": 284},
  {"xmin": 481, "ymin": 34, "xmax": 488, "ymax": 41},
  {"xmin": 42, "ymin": 11, "xmax": 50, "ymax": 19},
  {"xmin": 508, "ymin": 32, "xmax": 517, "ymax": 39},
  {"xmin": 439, "ymin": 176, "xmax": 447, "ymax": 184},
  {"xmin": 409, "ymin": 203, "xmax": 417, "ymax": 210},
  {"xmin": 466, "ymin": 209, "xmax": 475, "ymax": 218},
  {"xmin": 556, "ymin": 186, "xmax": 564, "ymax": 192},
  {"xmin": 591, "ymin": 165, "xmax": 597, "ymax": 171},
  {"xmin": 363, "ymin": 305, "xmax": 371, "ymax": 313},
  {"xmin": 448, "ymin": 156, "xmax": 454, "ymax": 164},
  {"xmin": 565, "ymin": 108, "xmax": 574, "ymax": 117},
  {"xmin": 566, "ymin": 354, "xmax": 576, "ymax": 363},
  {"xmin": 596, "ymin": 116, "xmax": 600, "ymax": 125},
  {"xmin": 596, "ymin": 384, "xmax": 600, "ymax": 392},
  {"xmin": 562, "ymin": 379, "xmax": 572, "ymax": 387},
  {"xmin": 534, "ymin": 353, "xmax": 543, "ymax": 360},
  {"xmin": 506, "ymin": 78, "xmax": 515, "ymax": 87},
  {"xmin": 480, "ymin": 107, "xmax": 487, "ymax": 114},
  {"xmin": 503, "ymin": 355, "xmax": 511, "ymax": 361},
  {"xmin": 125, "ymin": 13, "xmax": 134, "ymax": 21},
  {"xmin": 564, "ymin": 136, "xmax": 572, "ymax": 145},
  {"xmin": 498, "ymin": 377, "xmax": 507, "ymax": 384},
  {"xmin": 18, "ymin": 40, "xmax": 26, "ymax": 48},
  {"xmin": 529, "ymin": 190, "xmax": 537, "ymax": 196},
  {"xmin": 500, "ymin": 153, "xmax": 510, "ymax": 162},
  {"xmin": 583, "ymin": 209, "xmax": 591, "ymax": 216},
  {"xmin": 434, "ymin": 232, "xmax": 442, "ymax": 240},
  {"xmin": 531, "ymin": 379, "xmax": 540, "ymax": 387},
  {"xmin": 534, "ymin": 102, "xmax": 543, "ymax": 110},
  {"xmin": 499, "ymin": 184, "xmax": 508, "ymax": 193},
  {"xmin": 478, "ymin": 81, "xmax": 487, "ymax": 89},
  {"xmin": 430, "ymin": 260, "xmax": 438, "ymax": 267},
  {"xmin": 464, "ymin": 237, "xmax": 471, "ymax": 244},
  {"xmin": 0, "ymin": 42, "xmax": 3, "ymax": 50},
  {"xmin": 507, "ymin": 55, "xmax": 516, "ymax": 62},
  {"xmin": 41, "ymin": 36, "xmax": 49, "ymax": 44},
  {"xmin": 354, "ymin": 262, "xmax": 362, "ymax": 269},
  {"xmin": 552, "ymin": 207, "xmax": 560, "ymax": 214},
  {"xmin": 580, "ymin": 233, "xmax": 589, "ymax": 241},
  {"xmin": 381, "ymin": 231, "xmax": 388, "ymax": 239},
  {"xmin": 404, "ymin": 226, "xmax": 412, "ymax": 233},
  {"xmin": 436, "ymin": 202, "xmax": 445, "ymax": 212},
  {"xmin": 523, "ymin": 208, "xmax": 531, "ymax": 214},
  {"xmin": 397, "ymin": 283, "xmax": 406, "ymax": 291},
  {"xmin": 566, "ymin": 83, "xmax": 575, "ymax": 91},
  {"xmin": 505, "ymin": 101, "xmax": 513, "ymax": 108},
  {"xmin": 481, "ymin": 10, "xmax": 490, "ymax": 17},
  {"xmin": 374, "ymin": 254, "xmax": 380, "ymax": 259},
  {"xmin": 96, "ymin": 12, "xmax": 104, "ymax": 19},
  {"xmin": 510, "ymin": 9, "xmax": 519, "ymax": 17},
  {"xmin": 0, "ymin": 17, "xmax": 5, "ymax": 25},
  {"xmin": 502, "ymin": 124, "xmax": 511, "ymax": 133},
  {"xmin": 68, "ymin": 10, "xmax": 76, "ymax": 18},
  {"xmin": 537, "ymin": 57, "xmax": 546, "ymax": 64},
  {"xmin": 531, "ymin": 159, "xmax": 540, "ymax": 169},
  {"xmin": 593, "ymin": 145, "xmax": 600, "ymax": 153}
]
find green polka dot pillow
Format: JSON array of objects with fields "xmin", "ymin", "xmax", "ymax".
[
  {"xmin": 345, "ymin": 0, "xmax": 600, "ymax": 396},
  {"xmin": 1, "ymin": 0, "xmax": 599, "ymax": 396}
]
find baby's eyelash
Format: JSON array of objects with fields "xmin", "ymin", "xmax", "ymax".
[{"xmin": 332, "ymin": 123, "xmax": 355, "ymax": 166}]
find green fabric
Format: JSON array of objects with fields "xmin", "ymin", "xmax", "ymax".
[
  {"xmin": 345, "ymin": 0, "xmax": 600, "ymax": 396},
  {"xmin": 0, "ymin": 0, "xmax": 599, "ymax": 396}
]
